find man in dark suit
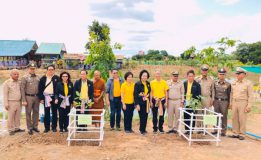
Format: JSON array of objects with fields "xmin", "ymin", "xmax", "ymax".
[
  {"xmin": 73, "ymin": 70, "xmax": 94, "ymax": 130},
  {"xmin": 183, "ymin": 70, "xmax": 201, "ymax": 135},
  {"xmin": 38, "ymin": 65, "xmax": 60, "ymax": 133}
]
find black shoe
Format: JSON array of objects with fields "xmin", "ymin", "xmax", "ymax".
[
  {"xmin": 64, "ymin": 129, "xmax": 68, "ymax": 132},
  {"xmin": 159, "ymin": 130, "xmax": 165, "ymax": 134},
  {"xmin": 33, "ymin": 128, "xmax": 40, "ymax": 133},
  {"xmin": 144, "ymin": 131, "xmax": 148, "ymax": 134},
  {"xmin": 184, "ymin": 131, "xmax": 190, "ymax": 135},
  {"xmin": 15, "ymin": 128, "xmax": 25, "ymax": 133},
  {"xmin": 211, "ymin": 131, "xmax": 218, "ymax": 135},
  {"xmin": 221, "ymin": 133, "xmax": 226, "ymax": 137},
  {"xmin": 238, "ymin": 136, "xmax": 245, "ymax": 140},
  {"xmin": 140, "ymin": 131, "xmax": 146, "ymax": 135},
  {"xmin": 173, "ymin": 130, "xmax": 177, "ymax": 134},
  {"xmin": 28, "ymin": 129, "xmax": 33, "ymax": 135},
  {"xmin": 167, "ymin": 130, "xmax": 175, "ymax": 134},
  {"xmin": 52, "ymin": 129, "xmax": 57, "ymax": 132},
  {"xmin": 153, "ymin": 129, "xmax": 158, "ymax": 134},
  {"xmin": 228, "ymin": 135, "xmax": 239, "ymax": 138},
  {"xmin": 44, "ymin": 129, "xmax": 49, "ymax": 133},
  {"xmin": 59, "ymin": 129, "xmax": 63, "ymax": 133},
  {"xmin": 9, "ymin": 131, "xmax": 15, "ymax": 136}
]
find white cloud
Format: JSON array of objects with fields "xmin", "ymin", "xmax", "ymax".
[
  {"xmin": 0, "ymin": 0, "xmax": 260, "ymax": 56},
  {"xmin": 216, "ymin": 0, "xmax": 240, "ymax": 5}
]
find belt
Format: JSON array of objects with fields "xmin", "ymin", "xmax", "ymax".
[
  {"xmin": 169, "ymin": 98, "xmax": 181, "ymax": 101},
  {"xmin": 233, "ymin": 99, "xmax": 247, "ymax": 102},
  {"xmin": 215, "ymin": 97, "xmax": 228, "ymax": 101},
  {"xmin": 26, "ymin": 93, "xmax": 37, "ymax": 97}
]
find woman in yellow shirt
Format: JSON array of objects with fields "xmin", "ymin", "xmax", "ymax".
[
  {"xmin": 121, "ymin": 72, "xmax": 135, "ymax": 133},
  {"xmin": 134, "ymin": 70, "xmax": 151, "ymax": 135},
  {"xmin": 54, "ymin": 72, "xmax": 74, "ymax": 133}
]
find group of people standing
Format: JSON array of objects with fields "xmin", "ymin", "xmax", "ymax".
[
  {"xmin": 3, "ymin": 62, "xmax": 105, "ymax": 135},
  {"xmin": 3, "ymin": 63, "xmax": 253, "ymax": 141}
]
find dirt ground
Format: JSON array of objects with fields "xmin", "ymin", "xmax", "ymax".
[{"xmin": 0, "ymin": 119, "xmax": 261, "ymax": 160}]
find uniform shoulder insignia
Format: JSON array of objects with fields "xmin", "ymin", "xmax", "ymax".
[
  {"xmin": 209, "ymin": 76, "xmax": 214, "ymax": 80},
  {"xmin": 231, "ymin": 80, "xmax": 236, "ymax": 85}
]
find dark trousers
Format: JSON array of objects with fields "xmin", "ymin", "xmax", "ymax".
[
  {"xmin": 44, "ymin": 97, "xmax": 58, "ymax": 130},
  {"xmin": 184, "ymin": 107, "xmax": 195, "ymax": 131},
  {"xmin": 138, "ymin": 103, "xmax": 148, "ymax": 132},
  {"xmin": 58, "ymin": 105, "xmax": 71, "ymax": 131},
  {"xmin": 110, "ymin": 97, "xmax": 122, "ymax": 128},
  {"xmin": 213, "ymin": 100, "xmax": 229, "ymax": 134},
  {"xmin": 123, "ymin": 103, "xmax": 134, "ymax": 131},
  {"xmin": 152, "ymin": 99, "xmax": 166, "ymax": 131}
]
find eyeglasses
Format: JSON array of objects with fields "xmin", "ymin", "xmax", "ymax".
[{"xmin": 113, "ymin": 72, "xmax": 118, "ymax": 74}]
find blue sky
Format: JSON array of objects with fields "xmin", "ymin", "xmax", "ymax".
[
  {"xmin": 0, "ymin": 0, "xmax": 260, "ymax": 56},
  {"xmin": 198, "ymin": 0, "xmax": 261, "ymax": 16}
]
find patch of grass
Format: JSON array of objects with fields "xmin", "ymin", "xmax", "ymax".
[{"xmin": 251, "ymin": 103, "xmax": 261, "ymax": 114}]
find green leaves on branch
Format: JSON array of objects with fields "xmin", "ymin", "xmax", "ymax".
[
  {"xmin": 186, "ymin": 95, "xmax": 204, "ymax": 111},
  {"xmin": 85, "ymin": 20, "xmax": 123, "ymax": 81}
]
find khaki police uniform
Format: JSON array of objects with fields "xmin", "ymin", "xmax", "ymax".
[
  {"xmin": 195, "ymin": 65, "xmax": 213, "ymax": 129},
  {"xmin": 231, "ymin": 68, "xmax": 253, "ymax": 137},
  {"xmin": 167, "ymin": 71, "xmax": 184, "ymax": 131},
  {"xmin": 21, "ymin": 62, "xmax": 40, "ymax": 131},
  {"xmin": 3, "ymin": 78, "xmax": 22, "ymax": 132},
  {"xmin": 195, "ymin": 64, "xmax": 213, "ymax": 108}
]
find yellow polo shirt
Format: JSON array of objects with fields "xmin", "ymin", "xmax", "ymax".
[
  {"xmin": 113, "ymin": 79, "xmax": 121, "ymax": 97},
  {"xmin": 186, "ymin": 81, "xmax": 193, "ymax": 100},
  {"xmin": 121, "ymin": 82, "xmax": 135, "ymax": 104},
  {"xmin": 150, "ymin": 79, "xmax": 169, "ymax": 98}
]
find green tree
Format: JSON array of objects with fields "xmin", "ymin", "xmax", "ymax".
[
  {"xmin": 194, "ymin": 37, "xmax": 241, "ymax": 70},
  {"xmin": 181, "ymin": 46, "xmax": 196, "ymax": 60},
  {"xmin": 160, "ymin": 50, "xmax": 168, "ymax": 56},
  {"xmin": 233, "ymin": 41, "xmax": 261, "ymax": 65},
  {"xmin": 85, "ymin": 20, "xmax": 122, "ymax": 80}
]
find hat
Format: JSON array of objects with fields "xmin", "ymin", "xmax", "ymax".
[
  {"xmin": 235, "ymin": 67, "xmax": 246, "ymax": 74},
  {"xmin": 172, "ymin": 71, "xmax": 179, "ymax": 75},
  {"xmin": 201, "ymin": 64, "xmax": 209, "ymax": 71},
  {"xmin": 27, "ymin": 62, "xmax": 37, "ymax": 68},
  {"xmin": 218, "ymin": 68, "xmax": 226, "ymax": 74}
]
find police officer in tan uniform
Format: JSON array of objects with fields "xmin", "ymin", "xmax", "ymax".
[
  {"xmin": 195, "ymin": 64, "xmax": 214, "ymax": 108},
  {"xmin": 166, "ymin": 71, "xmax": 184, "ymax": 134},
  {"xmin": 21, "ymin": 62, "xmax": 40, "ymax": 135},
  {"xmin": 3, "ymin": 69, "xmax": 25, "ymax": 135},
  {"xmin": 195, "ymin": 64, "xmax": 213, "ymax": 133},
  {"xmin": 229, "ymin": 67, "xmax": 253, "ymax": 140},
  {"xmin": 211, "ymin": 68, "xmax": 231, "ymax": 136}
]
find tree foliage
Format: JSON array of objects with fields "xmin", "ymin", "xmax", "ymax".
[
  {"xmin": 132, "ymin": 49, "xmax": 176, "ymax": 61},
  {"xmin": 232, "ymin": 41, "xmax": 261, "ymax": 65},
  {"xmin": 180, "ymin": 46, "xmax": 196, "ymax": 60},
  {"xmin": 85, "ymin": 20, "xmax": 122, "ymax": 80}
]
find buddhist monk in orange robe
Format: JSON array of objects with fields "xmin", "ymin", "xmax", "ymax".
[{"xmin": 91, "ymin": 70, "xmax": 105, "ymax": 127}]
